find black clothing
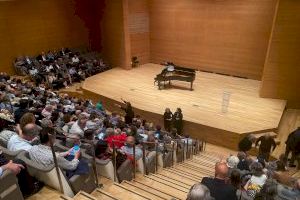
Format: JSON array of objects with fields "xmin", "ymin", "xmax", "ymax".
[
  {"xmin": 237, "ymin": 160, "xmax": 250, "ymax": 171},
  {"xmin": 201, "ymin": 177, "xmax": 238, "ymax": 200},
  {"xmin": 122, "ymin": 106, "xmax": 134, "ymax": 124},
  {"xmin": 14, "ymin": 108, "xmax": 29, "ymax": 124},
  {"xmin": 173, "ymin": 111, "xmax": 183, "ymax": 135},
  {"xmin": 163, "ymin": 111, "xmax": 173, "ymax": 132},
  {"xmin": 285, "ymin": 128, "xmax": 300, "ymax": 166},
  {"xmin": 255, "ymin": 136, "xmax": 276, "ymax": 153},
  {"xmin": 238, "ymin": 136, "xmax": 253, "ymax": 152},
  {"xmin": 255, "ymin": 136, "xmax": 276, "ymax": 161}
]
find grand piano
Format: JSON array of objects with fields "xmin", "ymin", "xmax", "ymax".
[{"xmin": 154, "ymin": 62, "xmax": 196, "ymax": 90}]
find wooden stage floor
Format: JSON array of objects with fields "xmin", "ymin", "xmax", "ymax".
[{"xmin": 82, "ymin": 64, "xmax": 286, "ymax": 149}]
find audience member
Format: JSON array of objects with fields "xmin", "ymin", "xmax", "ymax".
[
  {"xmin": 201, "ymin": 162, "xmax": 238, "ymax": 200},
  {"xmin": 187, "ymin": 183, "xmax": 214, "ymax": 200},
  {"xmin": 8, "ymin": 123, "xmax": 39, "ymax": 151}
]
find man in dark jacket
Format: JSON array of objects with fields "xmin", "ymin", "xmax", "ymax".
[
  {"xmin": 201, "ymin": 162, "xmax": 238, "ymax": 200},
  {"xmin": 238, "ymin": 134, "xmax": 256, "ymax": 153},
  {"xmin": 255, "ymin": 133, "xmax": 277, "ymax": 162},
  {"xmin": 285, "ymin": 127, "xmax": 300, "ymax": 167}
]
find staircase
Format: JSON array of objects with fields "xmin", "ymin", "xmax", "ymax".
[{"xmin": 61, "ymin": 151, "xmax": 220, "ymax": 200}]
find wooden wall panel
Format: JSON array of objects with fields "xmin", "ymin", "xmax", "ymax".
[
  {"xmin": 260, "ymin": 0, "xmax": 300, "ymax": 108},
  {"xmin": 0, "ymin": 0, "xmax": 89, "ymax": 74},
  {"xmin": 102, "ymin": 0, "xmax": 131, "ymax": 69},
  {"xmin": 149, "ymin": 0, "xmax": 277, "ymax": 79},
  {"xmin": 128, "ymin": 0, "xmax": 150, "ymax": 64}
]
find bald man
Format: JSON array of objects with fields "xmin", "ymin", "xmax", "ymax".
[{"xmin": 201, "ymin": 162, "xmax": 237, "ymax": 200}]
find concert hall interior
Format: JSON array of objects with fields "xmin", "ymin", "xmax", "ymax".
[{"xmin": 0, "ymin": 0, "xmax": 300, "ymax": 200}]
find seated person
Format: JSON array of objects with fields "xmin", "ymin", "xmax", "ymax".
[
  {"xmin": 28, "ymin": 127, "xmax": 89, "ymax": 178},
  {"xmin": 186, "ymin": 183, "xmax": 214, "ymax": 200},
  {"xmin": 201, "ymin": 162, "xmax": 238, "ymax": 200},
  {"xmin": 105, "ymin": 128, "xmax": 127, "ymax": 149},
  {"xmin": 243, "ymin": 161, "xmax": 268, "ymax": 199},
  {"xmin": 120, "ymin": 136, "xmax": 143, "ymax": 161},
  {"xmin": 69, "ymin": 113, "xmax": 88, "ymax": 137},
  {"xmin": 7, "ymin": 123, "xmax": 39, "ymax": 151}
]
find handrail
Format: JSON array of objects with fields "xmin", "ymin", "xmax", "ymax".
[
  {"xmin": 133, "ymin": 144, "xmax": 136, "ymax": 179},
  {"xmin": 52, "ymin": 134, "xmax": 100, "ymax": 188},
  {"xmin": 53, "ymin": 133, "xmax": 206, "ymax": 184},
  {"xmin": 49, "ymin": 134, "xmax": 64, "ymax": 194}
]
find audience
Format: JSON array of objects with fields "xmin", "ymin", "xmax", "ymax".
[
  {"xmin": 0, "ymin": 61, "xmax": 299, "ymax": 200},
  {"xmin": 14, "ymin": 47, "xmax": 111, "ymax": 89}
]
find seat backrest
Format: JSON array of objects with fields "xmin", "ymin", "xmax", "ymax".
[
  {"xmin": 68, "ymin": 163, "xmax": 96, "ymax": 194},
  {"xmin": 0, "ymin": 171, "xmax": 24, "ymax": 200},
  {"xmin": 163, "ymin": 151, "xmax": 173, "ymax": 168},
  {"xmin": 18, "ymin": 151, "xmax": 75, "ymax": 197},
  {"xmin": 146, "ymin": 151, "xmax": 156, "ymax": 174},
  {"xmin": 117, "ymin": 159, "xmax": 133, "ymax": 183},
  {"xmin": 0, "ymin": 146, "xmax": 23, "ymax": 161}
]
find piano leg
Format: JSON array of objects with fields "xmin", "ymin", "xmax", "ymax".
[
  {"xmin": 190, "ymin": 81, "xmax": 193, "ymax": 91},
  {"xmin": 158, "ymin": 81, "xmax": 161, "ymax": 90}
]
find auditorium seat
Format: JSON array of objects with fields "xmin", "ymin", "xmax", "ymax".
[
  {"xmin": 0, "ymin": 170, "xmax": 24, "ymax": 200},
  {"xmin": 17, "ymin": 151, "xmax": 75, "ymax": 197}
]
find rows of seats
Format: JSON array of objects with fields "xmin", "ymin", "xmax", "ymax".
[
  {"xmin": 13, "ymin": 47, "xmax": 111, "ymax": 89},
  {"xmin": 0, "ymin": 71, "xmax": 203, "ymax": 200}
]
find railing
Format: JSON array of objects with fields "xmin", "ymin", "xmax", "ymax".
[
  {"xmin": 109, "ymin": 138, "xmax": 206, "ymax": 182},
  {"xmin": 48, "ymin": 133, "xmax": 206, "ymax": 192}
]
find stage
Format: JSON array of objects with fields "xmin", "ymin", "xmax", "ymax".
[{"xmin": 82, "ymin": 64, "xmax": 286, "ymax": 149}]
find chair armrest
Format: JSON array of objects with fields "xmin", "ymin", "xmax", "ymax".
[
  {"xmin": 95, "ymin": 158, "xmax": 111, "ymax": 165},
  {"xmin": 0, "ymin": 146, "xmax": 24, "ymax": 160},
  {"xmin": 0, "ymin": 170, "xmax": 18, "ymax": 194},
  {"xmin": 17, "ymin": 151, "xmax": 54, "ymax": 172}
]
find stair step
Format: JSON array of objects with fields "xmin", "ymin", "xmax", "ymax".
[
  {"xmin": 164, "ymin": 168, "xmax": 203, "ymax": 180},
  {"xmin": 158, "ymin": 170, "xmax": 197, "ymax": 185},
  {"xmin": 130, "ymin": 180, "xmax": 176, "ymax": 200},
  {"xmin": 73, "ymin": 191, "xmax": 97, "ymax": 200},
  {"xmin": 91, "ymin": 189, "xmax": 120, "ymax": 200},
  {"xmin": 184, "ymin": 160, "xmax": 215, "ymax": 171},
  {"xmin": 151, "ymin": 173, "xmax": 193, "ymax": 187},
  {"xmin": 122, "ymin": 181, "xmax": 168, "ymax": 200},
  {"xmin": 173, "ymin": 165, "xmax": 208, "ymax": 178},
  {"xmin": 179, "ymin": 162, "xmax": 215, "ymax": 173},
  {"xmin": 133, "ymin": 176, "xmax": 188, "ymax": 199},
  {"xmin": 162, "ymin": 168, "xmax": 200, "ymax": 182},
  {"xmin": 101, "ymin": 183, "xmax": 150, "ymax": 200},
  {"xmin": 59, "ymin": 195, "xmax": 73, "ymax": 200},
  {"xmin": 144, "ymin": 175, "xmax": 190, "ymax": 191}
]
